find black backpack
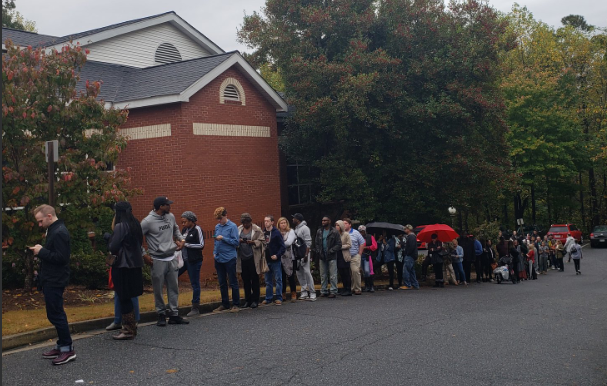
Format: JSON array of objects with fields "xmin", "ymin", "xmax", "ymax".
[{"xmin": 292, "ymin": 236, "xmax": 308, "ymax": 260}]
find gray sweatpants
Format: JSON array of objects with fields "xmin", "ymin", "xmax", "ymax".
[{"xmin": 151, "ymin": 258, "xmax": 179, "ymax": 316}]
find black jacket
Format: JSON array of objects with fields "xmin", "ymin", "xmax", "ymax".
[
  {"xmin": 108, "ymin": 223, "xmax": 144, "ymax": 269},
  {"xmin": 315, "ymin": 227, "xmax": 342, "ymax": 261},
  {"xmin": 38, "ymin": 219, "xmax": 71, "ymax": 288},
  {"xmin": 404, "ymin": 233, "xmax": 418, "ymax": 258},
  {"xmin": 182, "ymin": 225, "xmax": 204, "ymax": 264}
]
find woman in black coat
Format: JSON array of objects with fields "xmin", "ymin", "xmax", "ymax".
[
  {"xmin": 428, "ymin": 234, "xmax": 444, "ymax": 288},
  {"xmin": 107, "ymin": 202, "xmax": 144, "ymax": 340}
]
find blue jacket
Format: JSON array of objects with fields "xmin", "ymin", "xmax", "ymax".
[
  {"xmin": 214, "ymin": 220, "xmax": 239, "ymax": 263},
  {"xmin": 377, "ymin": 237, "xmax": 396, "ymax": 263},
  {"xmin": 265, "ymin": 226, "xmax": 286, "ymax": 263},
  {"xmin": 474, "ymin": 240, "xmax": 483, "ymax": 256}
]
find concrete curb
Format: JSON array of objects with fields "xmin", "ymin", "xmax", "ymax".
[{"xmin": 2, "ymin": 286, "xmax": 402, "ymax": 352}]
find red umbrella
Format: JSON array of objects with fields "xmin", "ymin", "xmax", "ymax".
[{"xmin": 416, "ymin": 224, "xmax": 459, "ymax": 243}]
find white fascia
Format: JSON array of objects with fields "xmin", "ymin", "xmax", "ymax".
[
  {"xmin": 44, "ymin": 13, "xmax": 224, "ymax": 55},
  {"xmin": 111, "ymin": 53, "xmax": 288, "ymax": 112}
]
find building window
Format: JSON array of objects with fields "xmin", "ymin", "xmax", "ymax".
[
  {"xmin": 155, "ymin": 43, "xmax": 182, "ymax": 64},
  {"xmin": 219, "ymin": 78, "xmax": 246, "ymax": 106},
  {"xmin": 287, "ymin": 162, "xmax": 314, "ymax": 205}
]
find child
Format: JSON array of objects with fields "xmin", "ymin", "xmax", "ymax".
[{"xmin": 570, "ymin": 240, "xmax": 583, "ymax": 275}]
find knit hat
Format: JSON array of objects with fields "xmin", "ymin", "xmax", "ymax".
[{"xmin": 181, "ymin": 211, "xmax": 197, "ymax": 223}]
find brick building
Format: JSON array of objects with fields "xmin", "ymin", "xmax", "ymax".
[{"xmin": 3, "ymin": 12, "xmax": 288, "ymax": 280}]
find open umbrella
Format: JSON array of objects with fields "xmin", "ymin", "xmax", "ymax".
[
  {"xmin": 365, "ymin": 222, "xmax": 405, "ymax": 237},
  {"xmin": 416, "ymin": 224, "xmax": 459, "ymax": 243}
]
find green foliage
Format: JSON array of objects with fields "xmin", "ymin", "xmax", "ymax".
[
  {"xmin": 239, "ymin": 0, "xmax": 514, "ymax": 225},
  {"xmin": 473, "ymin": 221, "xmax": 501, "ymax": 244},
  {"xmin": 2, "ymin": 40, "xmax": 143, "ymax": 289},
  {"xmin": 2, "ymin": 0, "xmax": 36, "ymax": 31}
]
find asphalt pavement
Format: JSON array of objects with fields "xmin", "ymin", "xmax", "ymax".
[{"xmin": 2, "ymin": 245, "xmax": 607, "ymax": 386}]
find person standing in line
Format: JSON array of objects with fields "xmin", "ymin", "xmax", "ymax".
[
  {"xmin": 395, "ymin": 234, "xmax": 405, "ymax": 288},
  {"xmin": 450, "ymin": 238, "xmax": 467, "ymax": 286},
  {"xmin": 462, "ymin": 235, "xmax": 476, "ymax": 284},
  {"xmin": 399, "ymin": 225, "xmax": 420, "ymax": 290},
  {"xmin": 358, "ymin": 226, "xmax": 377, "ymax": 292},
  {"xmin": 237, "ymin": 213, "xmax": 265, "ymax": 309},
  {"xmin": 526, "ymin": 242, "xmax": 536, "ymax": 280},
  {"xmin": 343, "ymin": 219, "xmax": 365, "ymax": 295},
  {"xmin": 442, "ymin": 241, "xmax": 457, "ymax": 286},
  {"xmin": 335, "ymin": 220, "xmax": 353, "ymax": 296},
  {"xmin": 571, "ymin": 239, "xmax": 583, "ymax": 274},
  {"xmin": 278, "ymin": 217, "xmax": 298, "ymax": 302},
  {"xmin": 538, "ymin": 241, "xmax": 549, "ymax": 275},
  {"xmin": 141, "ymin": 196, "xmax": 189, "ymax": 326},
  {"xmin": 376, "ymin": 230, "xmax": 397, "ymax": 290},
  {"xmin": 483, "ymin": 239, "xmax": 496, "ymax": 282},
  {"xmin": 315, "ymin": 216, "xmax": 342, "ymax": 298},
  {"xmin": 292, "ymin": 213, "xmax": 317, "ymax": 301},
  {"xmin": 428, "ymin": 234, "xmax": 444, "ymax": 288},
  {"xmin": 30, "ymin": 205, "xmax": 76, "ymax": 365},
  {"xmin": 178, "ymin": 211, "xmax": 204, "ymax": 317},
  {"xmin": 262, "ymin": 215, "xmax": 286, "ymax": 305},
  {"xmin": 106, "ymin": 201, "xmax": 144, "ymax": 340},
  {"xmin": 473, "ymin": 235, "xmax": 483, "ymax": 284},
  {"xmin": 212, "ymin": 207, "xmax": 241, "ymax": 312},
  {"xmin": 553, "ymin": 240, "xmax": 565, "ymax": 272}
]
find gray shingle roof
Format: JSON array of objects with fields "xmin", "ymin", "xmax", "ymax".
[
  {"xmin": 76, "ymin": 52, "xmax": 235, "ymax": 103},
  {"xmin": 2, "ymin": 28, "xmax": 59, "ymax": 47}
]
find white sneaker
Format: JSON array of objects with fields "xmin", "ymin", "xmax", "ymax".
[
  {"xmin": 308, "ymin": 293, "xmax": 317, "ymax": 301},
  {"xmin": 388, "ymin": 287, "xmax": 394, "ymax": 291},
  {"xmin": 299, "ymin": 291, "xmax": 309, "ymax": 300}
]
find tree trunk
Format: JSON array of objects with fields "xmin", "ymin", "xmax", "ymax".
[
  {"xmin": 546, "ymin": 180, "xmax": 552, "ymax": 225},
  {"xmin": 589, "ymin": 166, "xmax": 598, "ymax": 230},
  {"xmin": 531, "ymin": 183, "xmax": 536, "ymax": 225},
  {"xmin": 579, "ymin": 172, "xmax": 586, "ymax": 231}
]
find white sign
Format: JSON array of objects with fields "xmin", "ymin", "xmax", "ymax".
[
  {"xmin": 45, "ymin": 140, "xmax": 59, "ymax": 163},
  {"xmin": 517, "ymin": 218, "xmax": 524, "ymax": 225}
]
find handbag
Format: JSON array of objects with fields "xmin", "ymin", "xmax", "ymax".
[
  {"xmin": 106, "ymin": 254, "xmax": 116, "ymax": 266},
  {"xmin": 261, "ymin": 256, "xmax": 270, "ymax": 273},
  {"xmin": 175, "ymin": 250, "xmax": 184, "ymax": 269}
]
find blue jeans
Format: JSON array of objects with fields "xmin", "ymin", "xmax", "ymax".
[
  {"xmin": 403, "ymin": 256, "xmax": 419, "ymax": 288},
  {"xmin": 43, "ymin": 286, "xmax": 72, "ymax": 351},
  {"xmin": 179, "ymin": 259, "xmax": 202, "ymax": 304},
  {"xmin": 319, "ymin": 259, "xmax": 338, "ymax": 295},
  {"xmin": 453, "ymin": 261, "xmax": 466, "ymax": 283},
  {"xmin": 265, "ymin": 259, "xmax": 283, "ymax": 301},
  {"xmin": 113, "ymin": 293, "xmax": 140, "ymax": 323},
  {"xmin": 215, "ymin": 258, "xmax": 240, "ymax": 308}
]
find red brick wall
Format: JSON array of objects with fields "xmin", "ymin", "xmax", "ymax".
[{"xmin": 117, "ymin": 66, "xmax": 281, "ymax": 281}]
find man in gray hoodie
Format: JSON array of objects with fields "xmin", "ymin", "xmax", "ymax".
[
  {"xmin": 292, "ymin": 213, "xmax": 316, "ymax": 301},
  {"xmin": 141, "ymin": 196, "xmax": 188, "ymax": 326}
]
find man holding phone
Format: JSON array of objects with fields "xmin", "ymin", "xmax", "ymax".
[{"xmin": 30, "ymin": 204, "xmax": 76, "ymax": 365}]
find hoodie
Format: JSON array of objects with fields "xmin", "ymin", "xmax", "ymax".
[
  {"xmin": 213, "ymin": 219, "xmax": 239, "ymax": 263},
  {"xmin": 141, "ymin": 210, "xmax": 182, "ymax": 259}
]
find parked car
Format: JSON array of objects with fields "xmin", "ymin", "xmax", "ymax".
[
  {"xmin": 546, "ymin": 224, "xmax": 583, "ymax": 243},
  {"xmin": 590, "ymin": 225, "xmax": 607, "ymax": 248},
  {"xmin": 413, "ymin": 225, "xmax": 429, "ymax": 249}
]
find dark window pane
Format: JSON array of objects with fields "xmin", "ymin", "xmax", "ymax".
[
  {"xmin": 288, "ymin": 186, "xmax": 299, "ymax": 205},
  {"xmin": 287, "ymin": 166, "xmax": 298, "ymax": 185},
  {"xmin": 300, "ymin": 185, "xmax": 311, "ymax": 203}
]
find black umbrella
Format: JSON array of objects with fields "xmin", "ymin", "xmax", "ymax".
[{"xmin": 364, "ymin": 222, "xmax": 405, "ymax": 236}]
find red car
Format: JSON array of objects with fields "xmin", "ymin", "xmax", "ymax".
[
  {"xmin": 546, "ymin": 224, "xmax": 583, "ymax": 243},
  {"xmin": 413, "ymin": 225, "xmax": 430, "ymax": 249}
]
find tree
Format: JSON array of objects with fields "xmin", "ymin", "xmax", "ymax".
[
  {"xmin": 561, "ymin": 14, "xmax": 594, "ymax": 32},
  {"xmin": 2, "ymin": 0, "xmax": 36, "ymax": 32},
  {"xmin": 239, "ymin": 0, "xmax": 514, "ymax": 227},
  {"xmin": 2, "ymin": 40, "xmax": 142, "ymax": 289}
]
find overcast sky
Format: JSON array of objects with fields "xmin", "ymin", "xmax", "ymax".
[{"xmin": 11, "ymin": 0, "xmax": 607, "ymax": 53}]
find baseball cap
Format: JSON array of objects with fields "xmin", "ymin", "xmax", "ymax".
[
  {"xmin": 153, "ymin": 196, "xmax": 174, "ymax": 209},
  {"xmin": 292, "ymin": 213, "xmax": 304, "ymax": 222}
]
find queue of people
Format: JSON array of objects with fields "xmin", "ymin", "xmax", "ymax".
[{"xmin": 33, "ymin": 196, "xmax": 585, "ymax": 366}]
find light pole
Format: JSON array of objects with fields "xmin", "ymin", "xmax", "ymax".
[{"xmin": 448, "ymin": 206, "xmax": 457, "ymax": 230}]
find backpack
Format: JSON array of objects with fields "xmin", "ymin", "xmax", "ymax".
[{"xmin": 292, "ymin": 236, "xmax": 308, "ymax": 260}]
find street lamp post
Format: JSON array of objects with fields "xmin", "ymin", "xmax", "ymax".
[{"xmin": 448, "ymin": 206, "xmax": 457, "ymax": 230}]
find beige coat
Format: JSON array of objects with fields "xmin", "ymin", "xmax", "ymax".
[
  {"xmin": 236, "ymin": 223, "xmax": 266, "ymax": 274},
  {"xmin": 336, "ymin": 220, "xmax": 352, "ymax": 262}
]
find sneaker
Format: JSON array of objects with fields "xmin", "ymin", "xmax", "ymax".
[
  {"xmin": 275, "ymin": 300, "xmax": 282, "ymax": 306},
  {"xmin": 42, "ymin": 348, "xmax": 61, "ymax": 359},
  {"xmin": 157, "ymin": 314, "xmax": 167, "ymax": 327},
  {"xmin": 261, "ymin": 300, "xmax": 272, "ymax": 305},
  {"xmin": 291, "ymin": 292, "xmax": 298, "ymax": 302},
  {"xmin": 369, "ymin": 287, "xmax": 375, "ymax": 293},
  {"xmin": 328, "ymin": 294, "xmax": 336, "ymax": 298},
  {"xmin": 399, "ymin": 286, "xmax": 411, "ymax": 290},
  {"xmin": 250, "ymin": 302, "xmax": 258, "ymax": 308},
  {"xmin": 388, "ymin": 287, "xmax": 394, "ymax": 291},
  {"xmin": 186, "ymin": 308, "xmax": 200, "ymax": 317},
  {"xmin": 229, "ymin": 306, "xmax": 241, "ymax": 312},
  {"xmin": 308, "ymin": 294, "xmax": 317, "ymax": 301},
  {"xmin": 168, "ymin": 315, "xmax": 189, "ymax": 324},
  {"xmin": 354, "ymin": 290, "xmax": 362, "ymax": 295},
  {"xmin": 299, "ymin": 292, "xmax": 309, "ymax": 300},
  {"xmin": 105, "ymin": 322, "xmax": 122, "ymax": 331},
  {"xmin": 52, "ymin": 351, "xmax": 76, "ymax": 365},
  {"xmin": 214, "ymin": 305, "xmax": 229, "ymax": 312}
]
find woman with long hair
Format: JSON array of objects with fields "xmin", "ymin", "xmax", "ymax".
[
  {"xmin": 107, "ymin": 201, "xmax": 144, "ymax": 340},
  {"xmin": 277, "ymin": 217, "xmax": 298, "ymax": 302}
]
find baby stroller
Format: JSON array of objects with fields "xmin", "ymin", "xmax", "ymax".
[{"xmin": 494, "ymin": 256, "xmax": 515, "ymax": 284}]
